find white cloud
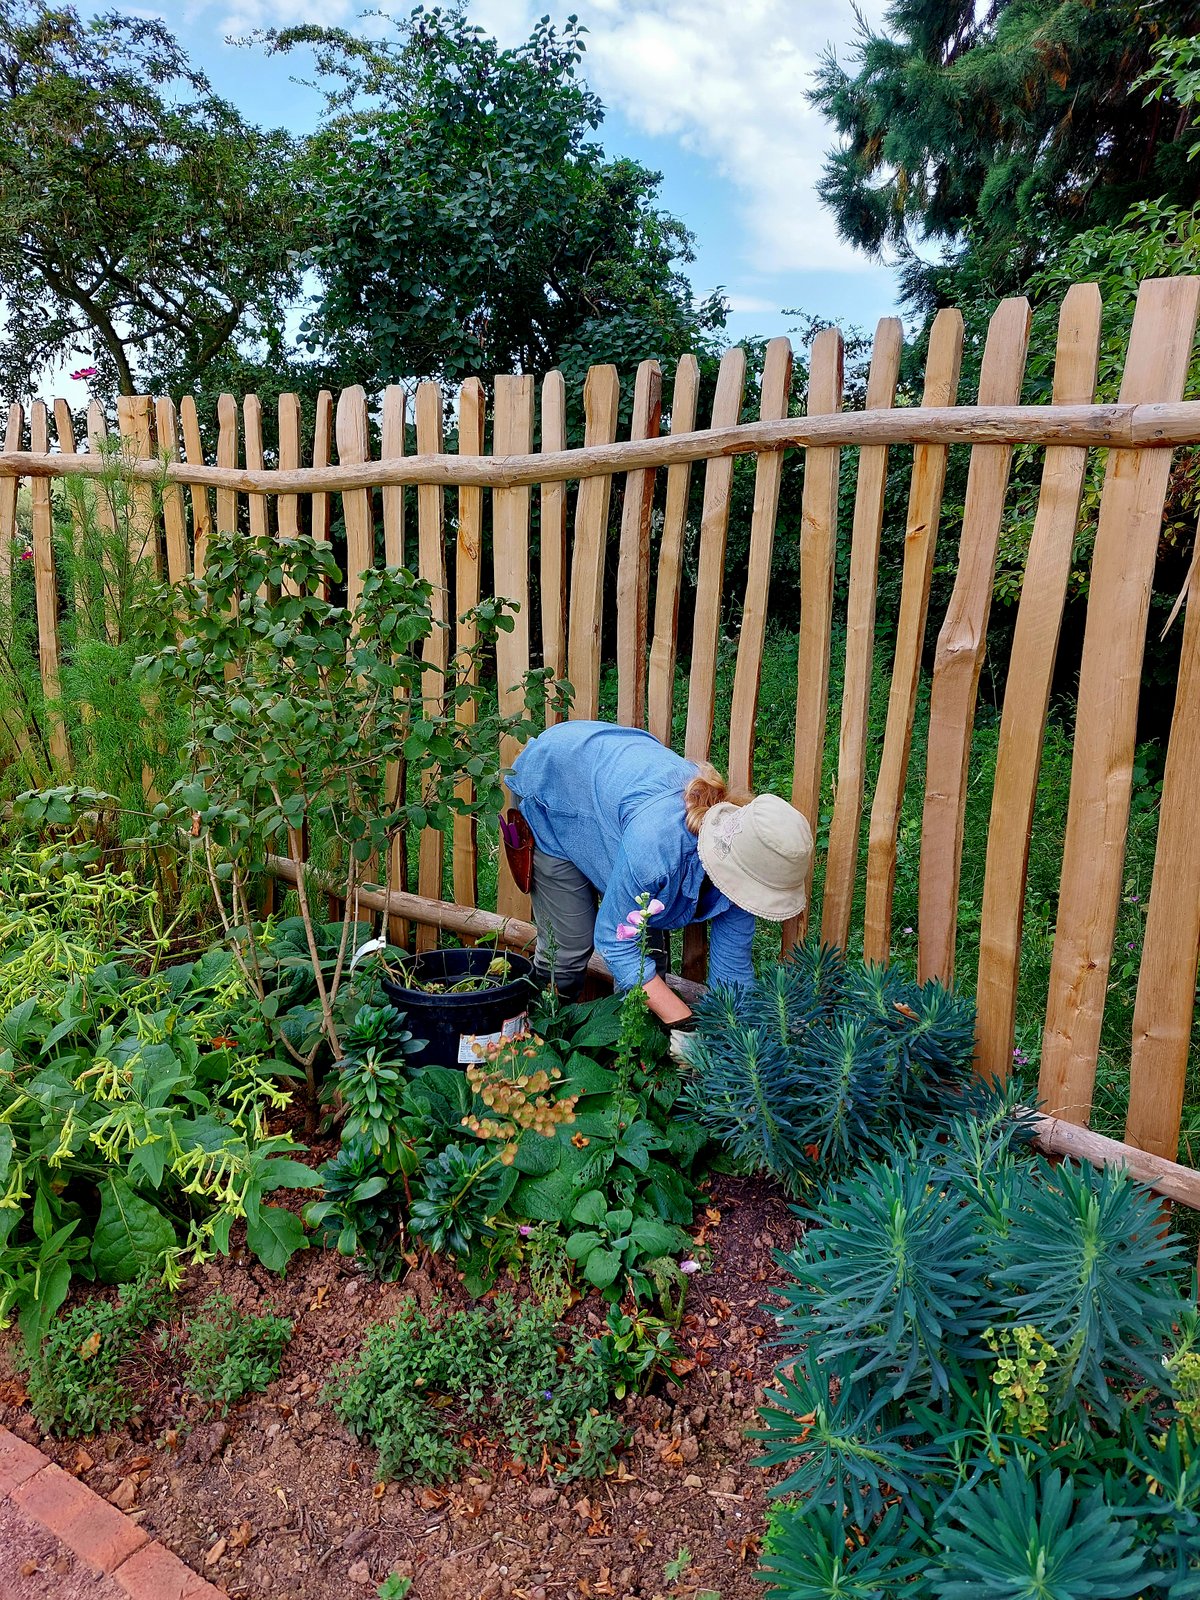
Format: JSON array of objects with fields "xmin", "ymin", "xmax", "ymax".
[{"xmin": 578, "ymin": 0, "xmax": 888, "ymax": 275}]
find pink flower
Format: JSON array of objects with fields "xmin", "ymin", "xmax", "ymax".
[
  {"xmin": 615, "ymin": 923, "xmax": 637, "ymax": 942},
  {"xmin": 625, "ymin": 909, "xmax": 647, "ymax": 928},
  {"xmin": 679, "ymin": 1259, "xmax": 700, "ymax": 1275},
  {"xmin": 518, "ymin": 1224, "xmax": 532, "ymax": 1238},
  {"xmin": 69, "ymin": 366, "xmax": 97, "ymax": 381},
  {"xmin": 647, "ymin": 899, "xmax": 665, "ymax": 915},
  {"xmin": 20, "ymin": 549, "xmax": 33, "ymax": 561}
]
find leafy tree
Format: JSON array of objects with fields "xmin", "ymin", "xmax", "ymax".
[
  {"xmin": 811, "ymin": 0, "xmax": 1200, "ymax": 303},
  {"xmin": 0, "ymin": 0, "xmax": 306, "ymax": 400},
  {"xmin": 260, "ymin": 6, "xmax": 726, "ymax": 389}
]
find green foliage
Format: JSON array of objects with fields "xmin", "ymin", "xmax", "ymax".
[
  {"xmin": 757, "ymin": 1104, "xmax": 1200, "ymax": 1600},
  {"xmin": 592, "ymin": 1309, "xmax": 680, "ymax": 1400},
  {"xmin": 408, "ymin": 1141, "xmax": 516, "ymax": 1257},
  {"xmin": 0, "ymin": 449, "xmax": 188, "ymax": 876},
  {"xmin": 377, "ymin": 1577, "xmax": 412, "ymax": 1600},
  {"xmin": 183, "ymin": 1292, "xmax": 292, "ymax": 1411},
  {"xmin": 0, "ymin": 854, "xmax": 311, "ymax": 1351},
  {"xmin": 260, "ymin": 7, "xmax": 725, "ymax": 391},
  {"xmin": 0, "ymin": 0, "xmax": 305, "ymax": 399},
  {"xmin": 683, "ymin": 940, "xmax": 976, "ymax": 1189},
  {"xmin": 306, "ymin": 1139, "xmax": 407, "ymax": 1278},
  {"xmin": 25, "ymin": 1276, "xmax": 170, "ymax": 1436},
  {"xmin": 327, "ymin": 1294, "xmax": 625, "ymax": 1483},
  {"xmin": 139, "ymin": 529, "xmax": 559, "ymax": 1086},
  {"xmin": 566, "ymin": 1190, "xmax": 677, "ymax": 1301},
  {"xmin": 664, "ymin": 1548, "xmax": 692, "ymax": 1584},
  {"xmin": 809, "ymin": 0, "xmax": 1199, "ymax": 297},
  {"xmin": 333, "ymin": 1005, "xmax": 424, "ymax": 1172}
]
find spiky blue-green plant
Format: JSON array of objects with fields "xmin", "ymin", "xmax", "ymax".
[{"xmin": 760, "ymin": 1502, "xmax": 931, "ymax": 1600}]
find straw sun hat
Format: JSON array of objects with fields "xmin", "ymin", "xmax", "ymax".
[{"xmin": 696, "ymin": 794, "xmax": 814, "ymax": 922}]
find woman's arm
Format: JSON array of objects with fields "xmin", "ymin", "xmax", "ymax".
[{"xmin": 642, "ymin": 974, "xmax": 692, "ymax": 1025}]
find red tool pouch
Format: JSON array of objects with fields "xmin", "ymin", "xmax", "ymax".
[{"xmin": 499, "ymin": 808, "xmax": 535, "ymax": 895}]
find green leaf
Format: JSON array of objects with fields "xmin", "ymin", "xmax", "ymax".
[
  {"xmin": 565, "ymin": 1229, "xmax": 604, "ymax": 1261},
  {"xmin": 245, "ymin": 1204, "xmax": 308, "ymax": 1273},
  {"xmin": 90, "ymin": 1176, "xmax": 176, "ymax": 1283},
  {"xmin": 513, "ymin": 1128, "xmax": 561, "ymax": 1176},
  {"xmin": 584, "ymin": 1247, "xmax": 623, "ymax": 1290},
  {"xmin": 571, "ymin": 1190, "xmax": 608, "ymax": 1227},
  {"xmin": 261, "ymin": 1157, "xmax": 319, "ymax": 1192},
  {"xmin": 511, "ymin": 1167, "xmax": 580, "ymax": 1223},
  {"xmin": 629, "ymin": 1217, "xmax": 677, "ymax": 1257}
]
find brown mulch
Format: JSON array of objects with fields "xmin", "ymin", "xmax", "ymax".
[{"xmin": 0, "ymin": 1175, "xmax": 801, "ymax": 1600}]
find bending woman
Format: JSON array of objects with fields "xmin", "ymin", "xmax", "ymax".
[{"xmin": 506, "ymin": 720, "xmax": 813, "ymax": 1028}]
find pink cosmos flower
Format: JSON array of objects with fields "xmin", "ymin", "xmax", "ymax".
[
  {"xmin": 69, "ymin": 366, "xmax": 98, "ymax": 381},
  {"xmin": 20, "ymin": 549, "xmax": 33, "ymax": 561}
]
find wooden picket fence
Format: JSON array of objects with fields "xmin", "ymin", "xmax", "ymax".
[{"xmin": 5, "ymin": 277, "xmax": 1200, "ymax": 1178}]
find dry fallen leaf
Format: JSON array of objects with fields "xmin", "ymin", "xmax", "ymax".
[
  {"xmin": 108, "ymin": 1478, "xmax": 139, "ymax": 1511},
  {"xmin": 308, "ymin": 1284, "xmax": 329, "ymax": 1312},
  {"xmin": 20, "ymin": 1560, "xmax": 38, "ymax": 1578},
  {"xmin": 229, "ymin": 1521, "xmax": 255, "ymax": 1550},
  {"xmin": 705, "ymin": 1207, "xmax": 721, "ymax": 1225},
  {"xmin": 78, "ymin": 1330, "xmax": 102, "ymax": 1361},
  {"xmin": 204, "ymin": 1538, "xmax": 227, "ymax": 1569},
  {"xmin": 70, "ymin": 1447, "xmax": 95, "ymax": 1475}
]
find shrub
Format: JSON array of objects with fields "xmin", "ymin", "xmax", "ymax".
[{"xmin": 682, "ymin": 940, "xmax": 977, "ymax": 1189}]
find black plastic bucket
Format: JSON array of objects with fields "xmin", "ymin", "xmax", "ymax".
[{"xmin": 380, "ymin": 948, "xmax": 538, "ymax": 1071}]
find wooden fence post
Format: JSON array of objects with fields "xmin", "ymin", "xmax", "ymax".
[
  {"xmin": 1041, "ymin": 276, "xmax": 1200, "ymax": 1127},
  {"xmin": 975, "ymin": 284, "xmax": 1102, "ymax": 1082},
  {"xmin": 615, "ymin": 360, "xmax": 663, "ymax": 728},
  {"xmin": 863, "ymin": 310, "xmax": 964, "ymax": 964},
  {"xmin": 540, "ymin": 372, "xmax": 569, "ymax": 727},
  {"xmin": 0, "ymin": 402, "xmax": 21, "ymax": 630},
  {"xmin": 727, "ymin": 337, "xmax": 795, "ymax": 796},
  {"xmin": 414, "ymin": 382, "xmax": 447, "ymax": 948},
  {"xmin": 381, "ymin": 383, "xmax": 409, "ymax": 948},
  {"xmin": 820, "ymin": 318, "xmax": 903, "ymax": 949},
  {"xmin": 453, "ymin": 378, "xmax": 486, "ymax": 930},
  {"xmin": 178, "ymin": 397, "xmax": 211, "ymax": 577},
  {"xmin": 567, "ymin": 366, "xmax": 620, "ymax": 721},
  {"xmin": 783, "ymin": 328, "xmax": 844, "ymax": 952},
  {"xmin": 647, "ymin": 356, "xmax": 701, "ymax": 748},
  {"xmin": 116, "ymin": 395, "xmax": 159, "ymax": 573},
  {"xmin": 919, "ymin": 296, "xmax": 1031, "ymax": 984},
  {"xmin": 153, "ymin": 399, "xmax": 190, "ymax": 585},
  {"xmin": 215, "ymin": 395, "xmax": 238, "ymax": 537}
]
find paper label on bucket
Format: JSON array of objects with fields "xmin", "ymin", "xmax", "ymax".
[{"xmin": 458, "ymin": 1012, "xmax": 528, "ymax": 1065}]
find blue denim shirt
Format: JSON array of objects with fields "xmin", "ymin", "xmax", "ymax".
[{"xmin": 508, "ymin": 721, "xmax": 755, "ymax": 991}]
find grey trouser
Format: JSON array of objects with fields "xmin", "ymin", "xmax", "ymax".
[{"xmin": 530, "ymin": 848, "xmax": 668, "ymax": 999}]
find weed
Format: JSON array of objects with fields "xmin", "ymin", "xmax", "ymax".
[
  {"xmin": 376, "ymin": 1575, "xmax": 412, "ymax": 1599},
  {"xmin": 183, "ymin": 1293, "xmax": 292, "ymax": 1410},
  {"xmin": 664, "ymin": 1546, "xmax": 693, "ymax": 1583},
  {"xmin": 328, "ymin": 1293, "xmax": 625, "ymax": 1483},
  {"xmin": 25, "ymin": 1276, "xmax": 170, "ymax": 1436}
]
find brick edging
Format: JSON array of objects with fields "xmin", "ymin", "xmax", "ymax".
[{"xmin": 0, "ymin": 1427, "xmax": 226, "ymax": 1599}]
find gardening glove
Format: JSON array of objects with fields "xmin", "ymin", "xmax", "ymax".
[{"xmin": 668, "ymin": 1029, "xmax": 696, "ymax": 1066}]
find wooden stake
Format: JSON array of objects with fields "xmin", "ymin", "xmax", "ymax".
[
  {"xmin": 540, "ymin": 372, "xmax": 569, "ymax": 727},
  {"xmin": 452, "ymin": 378, "xmax": 486, "ymax": 931},
  {"xmin": 863, "ymin": 310, "xmax": 965, "ymax": 963},
  {"xmin": 782, "ymin": 328, "xmax": 845, "ymax": 951},
  {"xmin": 215, "ymin": 394, "xmax": 238, "ymax": 536},
  {"xmin": 153, "ymin": 398, "xmax": 190, "ymax": 584},
  {"xmin": 919, "ymin": 297, "xmax": 1032, "ymax": 984},
  {"xmin": 615, "ymin": 360, "xmax": 663, "ymax": 728},
  {"xmin": 821, "ymin": 319, "xmax": 903, "ymax": 949},
  {"xmin": 116, "ymin": 394, "xmax": 159, "ymax": 572},
  {"xmin": 415, "ymin": 382, "xmax": 446, "ymax": 949},
  {"xmin": 647, "ymin": 357, "xmax": 701, "ymax": 747},
  {"xmin": 30, "ymin": 402, "xmax": 70, "ymax": 770},
  {"xmin": 567, "ymin": 366, "xmax": 620, "ymax": 721},
  {"xmin": 494, "ymin": 374, "xmax": 536, "ymax": 918},
  {"xmin": 684, "ymin": 346, "xmax": 747, "ymax": 762},
  {"xmin": 1041, "ymin": 276, "xmax": 1200, "ymax": 1127},
  {"xmin": 728, "ymin": 338, "xmax": 795, "ymax": 795},
  {"xmin": 975, "ymin": 284, "xmax": 1101, "ymax": 1082},
  {"xmin": 335, "ymin": 386, "xmax": 374, "ymax": 613},
  {"xmin": 178, "ymin": 397, "xmax": 212, "ymax": 577}
]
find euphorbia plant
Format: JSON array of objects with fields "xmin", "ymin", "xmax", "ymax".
[{"xmin": 137, "ymin": 530, "xmax": 564, "ymax": 1097}]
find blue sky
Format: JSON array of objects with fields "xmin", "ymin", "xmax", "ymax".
[{"xmin": 98, "ymin": 0, "xmax": 904, "ymax": 350}]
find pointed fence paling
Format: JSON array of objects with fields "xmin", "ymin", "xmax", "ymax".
[{"xmin": 8, "ymin": 275, "xmax": 1200, "ymax": 1171}]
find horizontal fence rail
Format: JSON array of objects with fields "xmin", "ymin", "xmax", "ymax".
[
  {"xmin": 4, "ymin": 399, "xmax": 1200, "ymax": 494},
  {"xmin": 4, "ymin": 275, "xmax": 1200, "ymax": 1187}
]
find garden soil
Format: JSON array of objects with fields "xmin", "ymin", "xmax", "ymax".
[{"xmin": 0, "ymin": 1175, "xmax": 799, "ymax": 1600}]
